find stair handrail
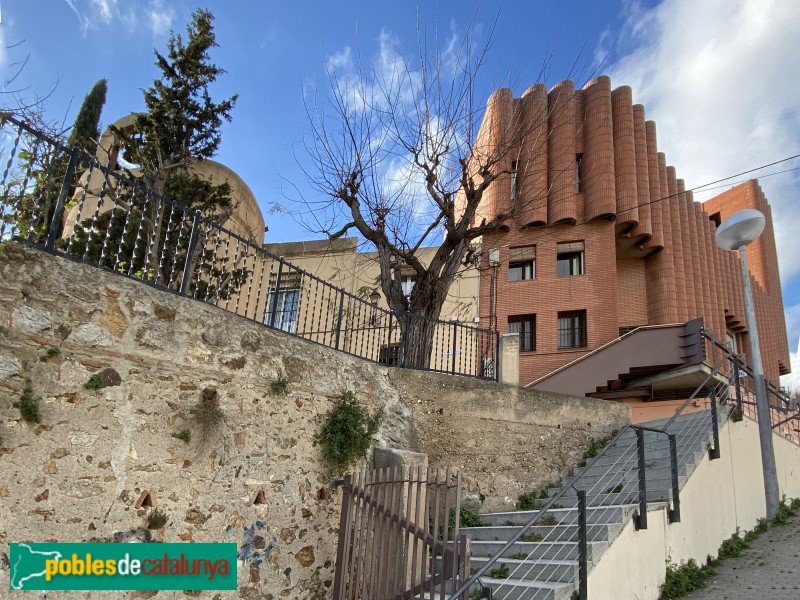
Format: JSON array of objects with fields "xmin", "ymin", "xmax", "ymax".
[
  {"xmin": 447, "ymin": 423, "xmax": 635, "ymax": 598},
  {"xmin": 449, "ymin": 337, "xmax": 736, "ymax": 599}
]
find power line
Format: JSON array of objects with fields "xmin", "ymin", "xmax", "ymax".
[
  {"xmin": 616, "ymin": 153, "xmax": 800, "ymax": 215},
  {"xmin": 692, "ymin": 166, "xmax": 800, "ymax": 195}
]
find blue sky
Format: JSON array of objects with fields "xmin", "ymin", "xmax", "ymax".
[{"xmin": 2, "ymin": 0, "xmax": 799, "ymax": 385}]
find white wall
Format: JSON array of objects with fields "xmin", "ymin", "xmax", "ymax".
[{"xmin": 588, "ymin": 416, "xmax": 800, "ymax": 600}]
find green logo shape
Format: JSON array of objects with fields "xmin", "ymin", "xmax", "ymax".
[{"xmin": 10, "ymin": 543, "xmax": 237, "ymax": 590}]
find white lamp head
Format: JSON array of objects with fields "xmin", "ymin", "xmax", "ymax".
[{"xmin": 715, "ymin": 209, "xmax": 765, "ymax": 251}]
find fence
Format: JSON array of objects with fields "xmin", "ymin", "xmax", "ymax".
[
  {"xmin": 449, "ymin": 329, "xmax": 797, "ymax": 599},
  {"xmin": 0, "ymin": 114, "xmax": 498, "ymax": 380},
  {"xmin": 332, "ymin": 467, "xmax": 470, "ymax": 600}
]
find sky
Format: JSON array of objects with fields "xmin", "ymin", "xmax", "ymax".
[{"xmin": 1, "ymin": 0, "xmax": 799, "ymax": 387}]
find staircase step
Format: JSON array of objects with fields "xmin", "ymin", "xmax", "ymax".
[
  {"xmin": 461, "ymin": 523, "xmax": 621, "ymax": 543},
  {"xmin": 468, "ymin": 557, "xmax": 579, "ymax": 583},
  {"xmin": 468, "ymin": 540, "xmax": 608, "ymax": 563},
  {"xmin": 477, "ymin": 576, "xmax": 576, "ymax": 600},
  {"xmin": 477, "ymin": 504, "xmax": 637, "ymax": 527}
]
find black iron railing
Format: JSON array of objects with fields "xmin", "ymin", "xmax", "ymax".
[{"xmin": 0, "ymin": 114, "xmax": 498, "ymax": 380}]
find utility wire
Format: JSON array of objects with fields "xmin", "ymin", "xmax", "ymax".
[
  {"xmin": 615, "ymin": 153, "xmax": 800, "ymax": 215},
  {"xmin": 692, "ymin": 166, "xmax": 800, "ymax": 195}
]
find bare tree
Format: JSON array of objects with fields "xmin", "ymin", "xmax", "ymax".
[{"xmin": 298, "ymin": 20, "xmax": 566, "ymax": 365}]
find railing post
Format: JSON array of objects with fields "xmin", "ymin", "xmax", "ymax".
[
  {"xmin": 709, "ymin": 386, "xmax": 721, "ymax": 460},
  {"xmin": 179, "ymin": 211, "xmax": 201, "ymax": 296},
  {"xmin": 667, "ymin": 434, "xmax": 681, "ymax": 524},
  {"xmin": 457, "ymin": 533, "xmax": 471, "ymax": 600},
  {"xmin": 733, "ymin": 355, "xmax": 742, "ymax": 412},
  {"xmin": 451, "ymin": 321, "xmax": 458, "ymax": 374},
  {"xmin": 386, "ymin": 312, "xmax": 394, "ymax": 365},
  {"xmin": 334, "ymin": 287, "xmax": 345, "ymax": 349},
  {"xmin": 577, "ymin": 489, "xmax": 588, "ymax": 600},
  {"xmin": 634, "ymin": 428, "xmax": 648, "ymax": 530},
  {"xmin": 494, "ymin": 331, "xmax": 500, "ymax": 382},
  {"xmin": 45, "ymin": 147, "xmax": 80, "ymax": 251},
  {"xmin": 332, "ymin": 475, "xmax": 353, "ymax": 600}
]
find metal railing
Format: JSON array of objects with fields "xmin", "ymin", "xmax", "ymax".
[
  {"xmin": 0, "ymin": 114, "xmax": 498, "ymax": 380},
  {"xmin": 449, "ymin": 328, "xmax": 789, "ymax": 599}
]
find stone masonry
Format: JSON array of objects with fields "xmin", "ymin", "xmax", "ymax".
[{"xmin": 0, "ymin": 243, "xmax": 629, "ymax": 597}]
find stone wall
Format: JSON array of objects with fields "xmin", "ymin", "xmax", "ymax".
[
  {"xmin": 0, "ymin": 244, "xmax": 629, "ymax": 596},
  {"xmin": 391, "ymin": 369, "xmax": 629, "ymax": 511}
]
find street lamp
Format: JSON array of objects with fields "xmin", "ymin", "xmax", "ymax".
[
  {"xmin": 369, "ymin": 289, "xmax": 381, "ymax": 326},
  {"xmin": 715, "ymin": 208, "xmax": 780, "ymax": 519}
]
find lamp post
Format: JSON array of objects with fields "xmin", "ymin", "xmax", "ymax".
[
  {"xmin": 715, "ymin": 208, "xmax": 780, "ymax": 519},
  {"xmin": 369, "ymin": 288, "xmax": 380, "ymax": 326}
]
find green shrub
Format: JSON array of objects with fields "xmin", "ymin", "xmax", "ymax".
[
  {"xmin": 39, "ymin": 347, "xmax": 61, "ymax": 362},
  {"xmin": 270, "ymin": 375, "xmax": 289, "ymax": 396},
  {"xmin": 660, "ymin": 558, "xmax": 715, "ymax": 599},
  {"xmin": 175, "ymin": 429, "xmax": 191, "ymax": 444},
  {"xmin": 753, "ymin": 518, "xmax": 768, "ymax": 534},
  {"xmin": 489, "ymin": 563, "xmax": 509, "ymax": 579},
  {"xmin": 520, "ymin": 532, "xmax": 543, "ymax": 542},
  {"xmin": 14, "ymin": 382, "xmax": 41, "ymax": 423},
  {"xmin": 318, "ymin": 391, "xmax": 382, "ymax": 474},
  {"xmin": 510, "ymin": 552, "xmax": 528, "ymax": 560},
  {"xmin": 606, "ymin": 483, "xmax": 623, "ymax": 494},
  {"xmin": 84, "ymin": 375, "xmax": 103, "ymax": 390},
  {"xmin": 518, "ymin": 488, "xmax": 550, "ymax": 510},
  {"xmin": 579, "ymin": 431, "xmax": 617, "ymax": 466},
  {"xmin": 717, "ymin": 528, "xmax": 748, "ymax": 558},
  {"xmin": 451, "ymin": 506, "xmax": 485, "ymax": 530},
  {"xmin": 771, "ymin": 495, "xmax": 797, "ymax": 525}
]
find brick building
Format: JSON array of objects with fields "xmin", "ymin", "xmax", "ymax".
[{"xmin": 472, "ymin": 76, "xmax": 790, "ymax": 400}]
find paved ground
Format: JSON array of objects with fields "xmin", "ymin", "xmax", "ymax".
[{"xmin": 683, "ymin": 513, "xmax": 800, "ymax": 599}]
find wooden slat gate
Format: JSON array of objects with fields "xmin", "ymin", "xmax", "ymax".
[{"xmin": 332, "ymin": 467, "xmax": 471, "ymax": 600}]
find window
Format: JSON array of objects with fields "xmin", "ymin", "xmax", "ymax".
[
  {"xmin": 558, "ymin": 310, "xmax": 587, "ymax": 348},
  {"xmin": 510, "ymin": 160, "xmax": 519, "ymax": 200},
  {"xmin": 265, "ymin": 271, "xmax": 301, "ymax": 333},
  {"xmin": 508, "ymin": 246, "xmax": 536, "ymax": 281},
  {"xmin": 575, "ymin": 154, "xmax": 583, "ymax": 193},
  {"xmin": 557, "ymin": 241, "xmax": 584, "ymax": 276},
  {"xmin": 508, "ymin": 314, "xmax": 536, "ymax": 352}
]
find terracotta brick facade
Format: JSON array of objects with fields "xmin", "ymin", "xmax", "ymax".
[{"xmin": 474, "ymin": 76, "xmax": 790, "ymax": 385}]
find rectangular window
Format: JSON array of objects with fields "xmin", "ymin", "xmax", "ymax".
[
  {"xmin": 576, "ymin": 154, "xmax": 583, "ymax": 193},
  {"xmin": 558, "ymin": 310, "xmax": 587, "ymax": 348},
  {"xmin": 508, "ymin": 314, "xmax": 536, "ymax": 352},
  {"xmin": 265, "ymin": 271, "xmax": 301, "ymax": 333},
  {"xmin": 508, "ymin": 246, "xmax": 536, "ymax": 281},
  {"xmin": 557, "ymin": 241, "xmax": 585, "ymax": 276},
  {"xmin": 510, "ymin": 160, "xmax": 518, "ymax": 200}
]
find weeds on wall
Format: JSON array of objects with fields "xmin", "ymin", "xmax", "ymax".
[
  {"xmin": 39, "ymin": 347, "xmax": 61, "ymax": 362},
  {"xmin": 14, "ymin": 381, "xmax": 41, "ymax": 423},
  {"xmin": 450, "ymin": 506, "xmax": 485, "ymax": 530},
  {"xmin": 146, "ymin": 508, "xmax": 168, "ymax": 530},
  {"xmin": 579, "ymin": 430, "xmax": 617, "ymax": 467},
  {"xmin": 661, "ymin": 496, "xmax": 800, "ymax": 598},
  {"xmin": 84, "ymin": 375, "xmax": 103, "ymax": 390},
  {"xmin": 517, "ymin": 488, "xmax": 551, "ymax": 511},
  {"xmin": 174, "ymin": 429, "xmax": 191, "ymax": 444},
  {"xmin": 318, "ymin": 391, "xmax": 382, "ymax": 474},
  {"xmin": 660, "ymin": 558, "xmax": 716, "ymax": 599},
  {"xmin": 270, "ymin": 375, "xmax": 289, "ymax": 396}
]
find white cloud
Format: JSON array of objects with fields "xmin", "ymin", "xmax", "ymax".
[
  {"xmin": 146, "ymin": 0, "xmax": 174, "ymax": 37},
  {"xmin": 608, "ymin": 0, "xmax": 800, "ymax": 284},
  {"xmin": 89, "ymin": 0, "xmax": 116, "ymax": 24},
  {"xmin": 781, "ymin": 303, "xmax": 800, "ymax": 391}
]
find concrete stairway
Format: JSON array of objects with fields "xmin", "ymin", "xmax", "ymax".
[{"xmin": 457, "ymin": 408, "xmax": 727, "ymax": 600}]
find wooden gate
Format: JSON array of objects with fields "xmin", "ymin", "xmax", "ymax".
[{"xmin": 332, "ymin": 467, "xmax": 471, "ymax": 600}]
